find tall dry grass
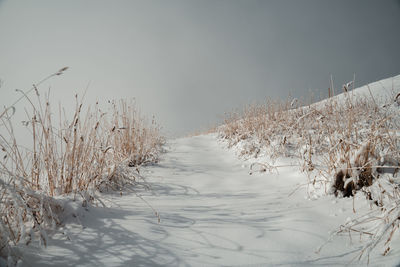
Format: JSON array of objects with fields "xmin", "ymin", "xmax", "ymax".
[
  {"xmin": 219, "ymin": 86, "xmax": 400, "ymax": 260},
  {"xmin": 0, "ymin": 68, "xmax": 164, "ymax": 265}
]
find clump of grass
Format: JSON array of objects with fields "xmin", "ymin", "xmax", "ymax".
[
  {"xmin": 107, "ymin": 99, "xmax": 163, "ymax": 167},
  {"xmin": 0, "ymin": 173, "xmax": 61, "ymax": 265},
  {"xmin": 219, "ymin": 77, "xmax": 400, "ymax": 259},
  {"xmin": 6, "ymin": 91, "xmax": 163, "ymax": 198},
  {"xmin": 0, "ymin": 68, "xmax": 164, "ymax": 264}
]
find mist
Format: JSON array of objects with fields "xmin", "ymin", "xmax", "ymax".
[{"xmin": 0, "ymin": 0, "xmax": 399, "ymax": 137}]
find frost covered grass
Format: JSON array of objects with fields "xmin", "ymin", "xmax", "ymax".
[
  {"xmin": 0, "ymin": 69, "xmax": 164, "ymax": 265},
  {"xmin": 219, "ymin": 75, "xmax": 400, "ymax": 260}
]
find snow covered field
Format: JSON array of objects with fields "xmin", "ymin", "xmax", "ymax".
[
  {"xmin": 20, "ymin": 134, "xmax": 400, "ymax": 266},
  {"xmin": 0, "ymin": 74, "xmax": 397, "ymax": 266}
]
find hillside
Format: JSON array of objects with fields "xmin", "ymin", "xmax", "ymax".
[{"xmin": 14, "ymin": 74, "xmax": 400, "ymax": 266}]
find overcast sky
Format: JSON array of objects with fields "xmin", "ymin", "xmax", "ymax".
[{"xmin": 0, "ymin": 0, "xmax": 399, "ymax": 137}]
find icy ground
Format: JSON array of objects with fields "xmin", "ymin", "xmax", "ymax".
[{"xmin": 21, "ymin": 134, "xmax": 400, "ymax": 266}]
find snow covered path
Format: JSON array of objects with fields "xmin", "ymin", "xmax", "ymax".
[{"xmin": 22, "ymin": 134, "xmax": 400, "ymax": 266}]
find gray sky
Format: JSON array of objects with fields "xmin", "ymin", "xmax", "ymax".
[{"xmin": 0, "ymin": 0, "xmax": 399, "ymax": 137}]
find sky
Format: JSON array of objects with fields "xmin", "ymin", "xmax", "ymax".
[{"xmin": 0, "ymin": 0, "xmax": 399, "ymax": 137}]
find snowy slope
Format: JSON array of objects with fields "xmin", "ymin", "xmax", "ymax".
[
  {"xmin": 14, "ymin": 74, "xmax": 400, "ymax": 266},
  {"xmin": 329, "ymin": 74, "xmax": 400, "ymax": 106},
  {"xmin": 20, "ymin": 134, "xmax": 400, "ymax": 266}
]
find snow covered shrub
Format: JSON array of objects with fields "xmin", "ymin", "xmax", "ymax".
[
  {"xmin": 0, "ymin": 174, "xmax": 62, "ymax": 265},
  {"xmin": 0, "ymin": 68, "xmax": 69, "ymax": 265},
  {"xmin": 0, "ymin": 68, "xmax": 164, "ymax": 263},
  {"xmin": 221, "ymin": 88, "xmax": 399, "ymax": 195},
  {"xmin": 4, "ymin": 89, "xmax": 164, "ymax": 197},
  {"xmin": 106, "ymin": 99, "xmax": 164, "ymax": 167},
  {"xmin": 219, "ymin": 75, "xmax": 400, "ymax": 259},
  {"xmin": 220, "ymin": 99, "xmax": 295, "ymax": 160}
]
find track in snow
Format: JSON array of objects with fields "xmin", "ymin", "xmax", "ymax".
[{"xmin": 22, "ymin": 134, "xmax": 400, "ymax": 266}]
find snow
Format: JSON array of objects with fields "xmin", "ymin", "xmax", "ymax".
[
  {"xmin": 324, "ymin": 74, "xmax": 400, "ymax": 106},
  {"xmin": 9, "ymin": 74, "xmax": 400, "ymax": 266},
  {"xmin": 19, "ymin": 134, "xmax": 400, "ymax": 266}
]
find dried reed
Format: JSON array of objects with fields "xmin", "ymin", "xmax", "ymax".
[
  {"xmin": 0, "ymin": 69, "xmax": 164, "ymax": 265},
  {"xmin": 219, "ymin": 82, "xmax": 400, "ymax": 259}
]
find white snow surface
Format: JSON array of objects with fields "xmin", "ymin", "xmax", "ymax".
[
  {"xmin": 321, "ymin": 74, "xmax": 400, "ymax": 107},
  {"xmin": 17, "ymin": 74, "xmax": 400, "ymax": 266},
  {"xmin": 20, "ymin": 134, "xmax": 400, "ymax": 266}
]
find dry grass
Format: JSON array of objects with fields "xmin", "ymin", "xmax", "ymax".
[
  {"xmin": 219, "ymin": 85, "xmax": 400, "ymax": 260},
  {"xmin": 0, "ymin": 68, "xmax": 164, "ymax": 265}
]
